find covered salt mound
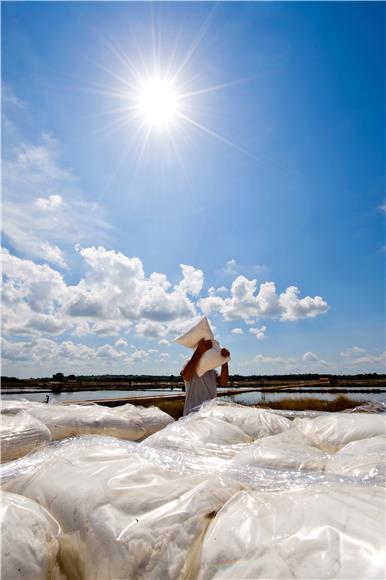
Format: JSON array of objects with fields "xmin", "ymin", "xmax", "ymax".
[
  {"xmin": 1, "ymin": 401, "xmax": 174, "ymax": 442},
  {"xmin": 197, "ymin": 486, "xmax": 386, "ymax": 580},
  {"xmin": 1, "ymin": 491, "xmax": 63, "ymax": 580},
  {"xmin": 113, "ymin": 403, "xmax": 174, "ymax": 437},
  {"xmin": 1, "ymin": 400, "xmax": 43, "ymax": 413},
  {"xmin": 196, "ymin": 401, "xmax": 292, "ymax": 439},
  {"xmin": 1, "ymin": 412, "xmax": 51, "ymax": 463},
  {"xmin": 232, "ymin": 428, "xmax": 327, "ymax": 472},
  {"xmin": 142, "ymin": 414, "xmax": 253, "ymax": 459},
  {"xmin": 1, "ymin": 437, "xmax": 242, "ymax": 580},
  {"xmin": 294, "ymin": 412, "xmax": 386, "ymax": 452},
  {"xmin": 325, "ymin": 434, "xmax": 386, "ymax": 480}
]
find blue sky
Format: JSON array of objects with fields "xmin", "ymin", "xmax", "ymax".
[{"xmin": 2, "ymin": 1, "xmax": 385, "ymax": 378}]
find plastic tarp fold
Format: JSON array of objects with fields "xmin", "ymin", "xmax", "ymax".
[
  {"xmin": 142, "ymin": 413, "xmax": 253, "ymax": 459},
  {"xmin": 325, "ymin": 434, "xmax": 386, "ymax": 480},
  {"xmin": 1, "ymin": 437, "xmax": 242, "ymax": 580},
  {"xmin": 196, "ymin": 400, "xmax": 292, "ymax": 439},
  {"xmin": 113, "ymin": 403, "xmax": 174, "ymax": 437},
  {"xmin": 232, "ymin": 428, "xmax": 327, "ymax": 472},
  {"xmin": 293, "ymin": 412, "xmax": 386, "ymax": 452},
  {"xmin": 1, "ymin": 411, "xmax": 51, "ymax": 463},
  {"xmin": 197, "ymin": 486, "xmax": 386, "ymax": 579},
  {"xmin": 1, "ymin": 490, "xmax": 63, "ymax": 580}
]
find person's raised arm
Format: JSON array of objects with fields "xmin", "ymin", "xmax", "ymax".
[
  {"xmin": 218, "ymin": 348, "xmax": 230, "ymax": 386},
  {"xmin": 182, "ymin": 338, "xmax": 212, "ymax": 382}
]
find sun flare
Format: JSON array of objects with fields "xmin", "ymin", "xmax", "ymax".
[{"xmin": 136, "ymin": 78, "xmax": 179, "ymax": 128}]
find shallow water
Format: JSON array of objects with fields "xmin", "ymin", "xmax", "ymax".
[
  {"xmin": 220, "ymin": 390, "xmax": 386, "ymax": 406},
  {"xmin": 2, "ymin": 388, "xmax": 385, "ymax": 406},
  {"xmin": 0, "ymin": 389, "xmax": 181, "ymax": 403}
]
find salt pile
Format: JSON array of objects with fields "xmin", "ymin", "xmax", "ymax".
[
  {"xmin": 232, "ymin": 427, "xmax": 327, "ymax": 472},
  {"xmin": 113, "ymin": 403, "xmax": 174, "ymax": 436},
  {"xmin": 197, "ymin": 486, "xmax": 386, "ymax": 579},
  {"xmin": 1, "ymin": 437, "xmax": 242, "ymax": 580},
  {"xmin": 1, "ymin": 400, "xmax": 385, "ymax": 579},
  {"xmin": 143, "ymin": 414, "xmax": 253, "ymax": 458},
  {"xmin": 1, "ymin": 412, "xmax": 51, "ymax": 463},
  {"xmin": 142, "ymin": 402, "xmax": 293, "ymax": 460},
  {"xmin": 1, "ymin": 491, "xmax": 63, "ymax": 580},
  {"xmin": 293, "ymin": 412, "xmax": 386, "ymax": 452},
  {"xmin": 325, "ymin": 434, "xmax": 386, "ymax": 480},
  {"xmin": 196, "ymin": 400, "xmax": 292, "ymax": 439},
  {"xmin": 1, "ymin": 401, "xmax": 174, "ymax": 453}
]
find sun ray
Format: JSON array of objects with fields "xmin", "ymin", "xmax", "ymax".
[
  {"xmin": 89, "ymin": 58, "xmax": 140, "ymax": 94},
  {"xmin": 179, "ymin": 76, "xmax": 256, "ymax": 100},
  {"xmin": 166, "ymin": 125, "xmax": 192, "ymax": 187},
  {"xmin": 90, "ymin": 113, "xmax": 135, "ymax": 141},
  {"xmin": 176, "ymin": 111, "xmax": 258, "ymax": 161},
  {"xmin": 80, "ymin": 7, "xmax": 288, "ymax": 178},
  {"xmin": 170, "ymin": 4, "xmax": 219, "ymax": 85},
  {"xmin": 89, "ymin": 25, "xmax": 145, "ymax": 85},
  {"xmin": 133, "ymin": 124, "xmax": 153, "ymax": 176},
  {"xmin": 90, "ymin": 119, "xmax": 153, "ymax": 213},
  {"xmin": 103, "ymin": 38, "xmax": 144, "ymax": 85}
]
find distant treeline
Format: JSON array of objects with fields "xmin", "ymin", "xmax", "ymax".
[{"xmin": 2, "ymin": 372, "xmax": 385, "ymax": 385}]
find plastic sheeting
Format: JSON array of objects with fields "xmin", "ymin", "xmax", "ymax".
[
  {"xmin": 142, "ymin": 414, "xmax": 253, "ymax": 459},
  {"xmin": 294, "ymin": 412, "xmax": 386, "ymax": 452},
  {"xmin": 1, "ymin": 491, "xmax": 63, "ymax": 580},
  {"xmin": 1, "ymin": 399, "xmax": 44, "ymax": 414},
  {"xmin": 1, "ymin": 401, "xmax": 385, "ymax": 580},
  {"xmin": 232, "ymin": 428, "xmax": 327, "ymax": 472},
  {"xmin": 1, "ymin": 437, "xmax": 242, "ymax": 580},
  {"xmin": 325, "ymin": 435, "xmax": 386, "ymax": 481},
  {"xmin": 1, "ymin": 401, "xmax": 174, "ymax": 443},
  {"xmin": 1, "ymin": 412, "xmax": 51, "ymax": 463},
  {"xmin": 113, "ymin": 403, "xmax": 174, "ymax": 437},
  {"xmin": 197, "ymin": 486, "xmax": 386, "ymax": 579},
  {"xmin": 196, "ymin": 400, "xmax": 292, "ymax": 439}
]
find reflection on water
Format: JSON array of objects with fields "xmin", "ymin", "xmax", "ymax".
[{"xmin": 220, "ymin": 390, "xmax": 386, "ymax": 406}]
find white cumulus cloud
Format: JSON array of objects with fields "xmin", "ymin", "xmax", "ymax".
[
  {"xmin": 199, "ymin": 277, "xmax": 329, "ymax": 323},
  {"xmin": 1, "ymin": 246, "xmax": 200, "ymax": 341},
  {"xmin": 231, "ymin": 328, "xmax": 244, "ymax": 335},
  {"xmin": 175, "ymin": 264, "xmax": 204, "ymax": 296},
  {"xmin": 249, "ymin": 325, "xmax": 267, "ymax": 340},
  {"xmin": 114, "ymin": 338, "xmax": 129, "ymax": 348}
]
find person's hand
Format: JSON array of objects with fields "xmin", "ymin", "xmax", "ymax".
[
  {"xmin": 221, "ymin": 348, "xmax": 230, "ymax": 358},
  {"xmin": 196, "ymin": 338, "xmax": 212, "ymax": 354}
]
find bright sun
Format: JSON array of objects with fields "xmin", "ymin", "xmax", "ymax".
[{"xmin": 136, "ymin": 78, "xmax": 179, "ymax": 128}]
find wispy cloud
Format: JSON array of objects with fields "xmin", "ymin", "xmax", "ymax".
[
  {"xmin": 217, "ymin": 258, "xmax": 269, "ymax": 279},
  {"xmin": 2, "ymin": 83, "xmax": 25, "ymax": 108},
  {"xmin": 2, "ymin": 129, "xmax": 110, "ymax": 267},
  {"xmin": 245, "ymin": 348, "xmax": 385, "ymax": 374}
]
